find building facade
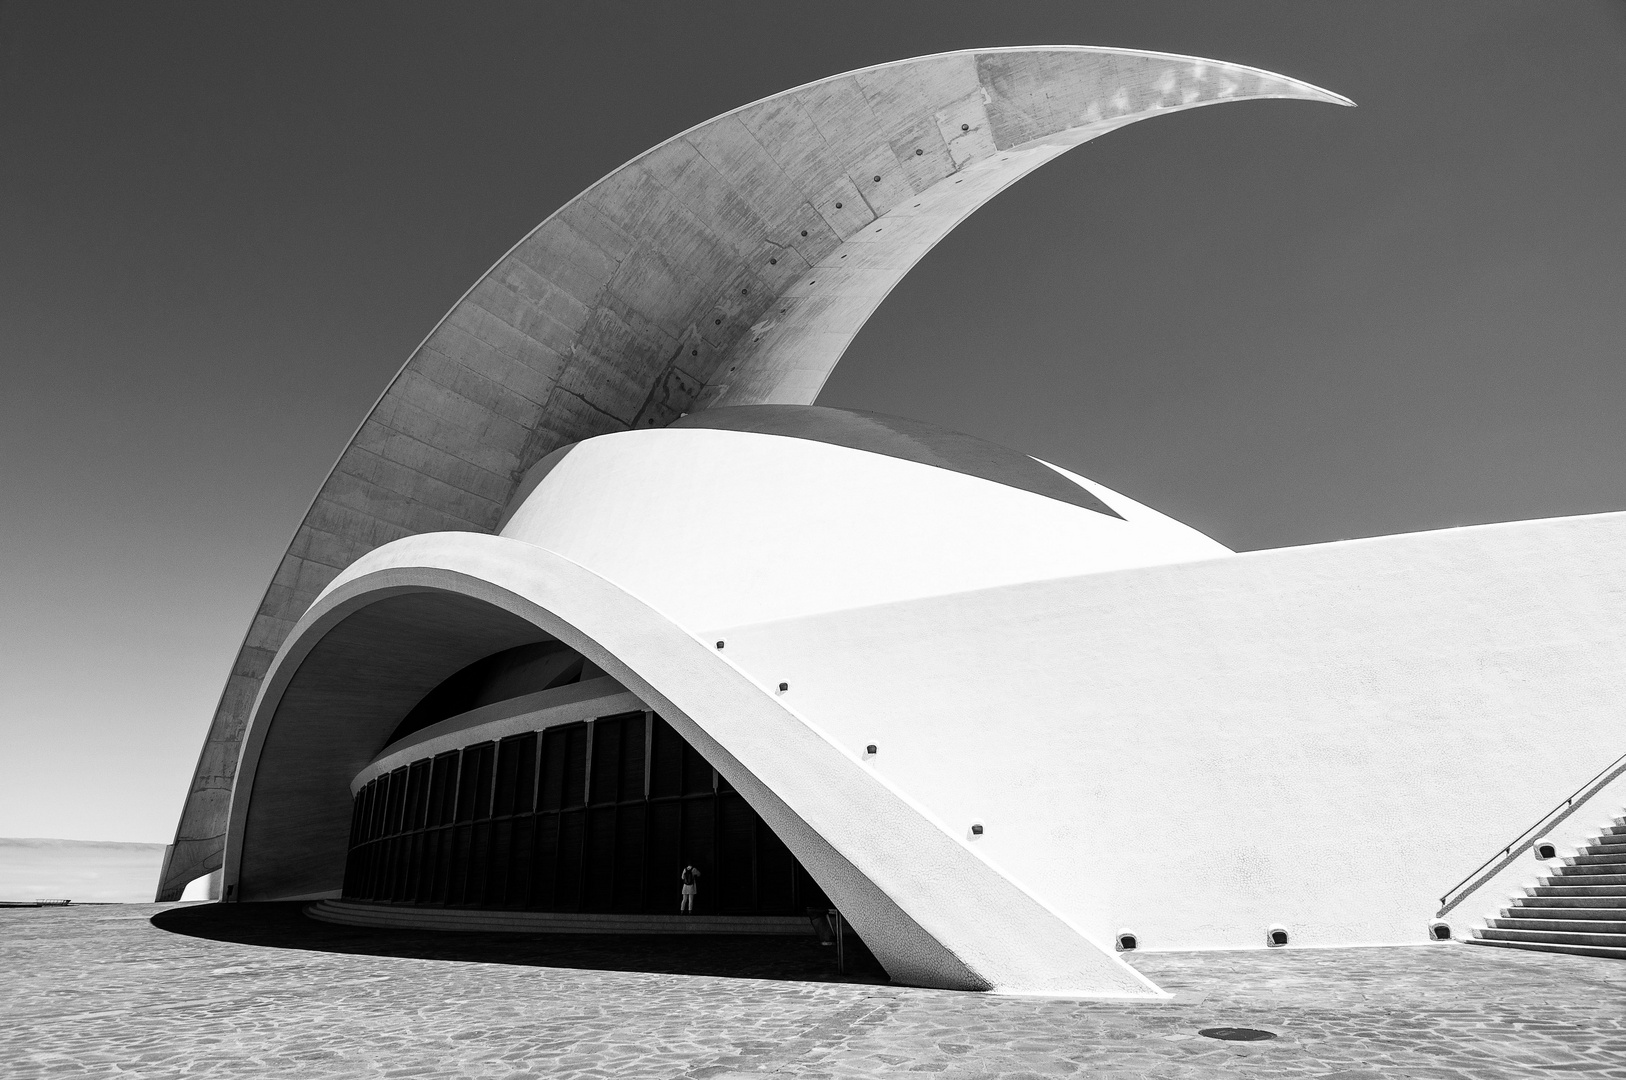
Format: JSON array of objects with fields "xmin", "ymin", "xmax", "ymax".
[{"xmin": 162, "ymin": 48, "xmax": 1626, "ymax": 996}]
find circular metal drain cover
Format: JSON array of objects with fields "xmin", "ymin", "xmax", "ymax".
[{"xmin": 1198, "ymin": 1027, "xmax": 1278, "ymax": 1042}]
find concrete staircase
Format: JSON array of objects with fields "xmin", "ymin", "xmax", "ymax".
[
  {"xmin": 306, "ymin": 898, "xmax": 815, "ymax": 936},
  {"xmin": 1468, "ymin": 813, "xmax": 1626, "ymax": 960}
]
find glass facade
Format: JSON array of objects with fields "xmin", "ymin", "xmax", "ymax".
[{"xmin": 341, "ymin": 711, "xmax": 829, "ymax": 915}]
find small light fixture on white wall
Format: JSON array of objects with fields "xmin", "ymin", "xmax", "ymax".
[
  {"xmin": 969, "ymin": 821, "xmax": 984, "ymax": 838},
  {"xmin": 1266, "ymin": 925, "xmax": 1289, "ymax": 947}
]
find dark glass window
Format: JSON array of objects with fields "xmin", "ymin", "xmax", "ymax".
[
  {"xmin": 471, "ymin": 743, "xmax": 495, "ymax": 822},
  {"xmin": 386, "ymin": 767, "xmax": 409, "ymax": 836},
  {"xmin": 589, "ymin": 719, "xmax": 621, "ymax": 805},
  {"xmin": 560, "ymin": 725, "xmax": 588, "ymax": 808},
  {"xmin": 454, "ymin": 750, "xmax": 480, "ymax": 822},
  {"xmin": 649, "ymin": 718, "xmax": 683, "ymax": 799},
  {"xmin": 495, "ymin": 732, "xmax": 537, "ymax": 816},
  {"xmin": 427, "ymin": 751, "xmax": 458, "ymax": 827},
  {"xmin": 367, "ymin": 776, "xmax": 387, "ymax": 841},
  {"xmin": 341, "ymin": 712, "xmax": 823, "ymax": 918},
  {"xmin": 406, "ymin": 759, "xmax": 430, "ymax": 832},
  {"xmin": 620, "ymin": 713, "xmax": 647, "ymax": 800},
  {"xmin": 682, "ymin": 742, "xmax": 714, "ymax": 797}
]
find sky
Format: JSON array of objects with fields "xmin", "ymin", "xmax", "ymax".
[{"xmin": 2, "ymin": 1, "xmax": 1624, "ymax": 845}]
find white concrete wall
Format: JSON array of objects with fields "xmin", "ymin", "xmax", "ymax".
[
  {"xmin": 709, "ymin": 511, "xmax": 1626, "ymax": 951},
  {"xmin": 499, "ymin": 427, "xmax": 1229, "ymax": 631}
]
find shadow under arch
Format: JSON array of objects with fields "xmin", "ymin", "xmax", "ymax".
[
  {"xmin": 212, "ymin": 573, "xmax": 899, "ymax": 984},
  {"xmin": 149, "ymin": 902, "xmax": 888, "ymax": 984}
]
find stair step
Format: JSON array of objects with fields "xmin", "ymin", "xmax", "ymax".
[
  {"xmin": 1550, "ymin": 865, "xmax": 1626, "ymax": 879},
  {"xmin": 1566, "ymin": 852, "xmax": 1626, "ymax": 866},
  {"xmin": 1494, "ymin": 911, "xmax": 1626, "ymax": 930},
  {"xmin": 1465, "ymin": 937, "xmax": 1626, "ymax": 960},
  {"xmin": 1531, "ymin": 884, "xmax": 1626, "ymax": 897},
  {"xmin": 1515, "ymin": 894, "xmax": 1626, "ymax": 908},
  {"xmin": 1592, "ymin": 832, "xmax": 1626, "ymax": 845},
  {"xmin": 1476, "ymin": 925, "xmax": 1626, "ymax": 947}
]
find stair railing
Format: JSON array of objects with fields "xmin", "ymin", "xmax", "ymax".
[{"xmin": 1437, "ymin": 748, "xmax": 1626, "ymax": 918}]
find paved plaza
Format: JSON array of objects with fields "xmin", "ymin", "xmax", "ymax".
[{"xmin": 5, "ymin": 903, "xmax": 1626, "ymax": 1078}]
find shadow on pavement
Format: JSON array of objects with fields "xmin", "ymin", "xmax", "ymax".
[{"xmin": 151, "ymin": 902, "xmax": 889, "ymax": 985}]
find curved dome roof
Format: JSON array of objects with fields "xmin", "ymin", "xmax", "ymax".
[
  {"xmin": 495, "ymin": 413, "xmax": 1230, "ymax": 633},
  {"xmin": 671, "ymin": 405, "xmax": 1122, "ymax": 517},
  {"xmin": 160, "ymin": 46, "xmax": 1349, "ymax": 900}
]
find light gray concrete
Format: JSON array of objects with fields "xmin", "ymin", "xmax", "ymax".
[{"xmin": 162, "ymin": 47, "xmax": 1348, "ymax": 900}]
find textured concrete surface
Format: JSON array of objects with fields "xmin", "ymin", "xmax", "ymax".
[
  {"xmin": 7, "ymin": 903, "xmax": 1626, "ymax": 1078},
  {"xmin": 162, "ymin": 47, "xmax": 1348, "ymax": 900}
]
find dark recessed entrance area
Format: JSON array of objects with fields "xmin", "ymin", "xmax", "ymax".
[
  {"xmin": 342, "ymin": 712, "xmax": 830, "ymax": 917},
  {"xmin": 151, "ymin": 902, "xmax": 888, "ymax": 984}
]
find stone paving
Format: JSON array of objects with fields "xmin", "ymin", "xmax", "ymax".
[{"xmin": 5, "ymin": 903, "xmax": 1626, "ymax": 1078}]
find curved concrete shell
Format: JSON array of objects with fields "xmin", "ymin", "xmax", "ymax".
[{"xmin": 162, "ymin": 46, "xmax": 1350, "ymax": 900}]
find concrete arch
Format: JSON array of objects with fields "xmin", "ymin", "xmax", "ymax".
[
  {"xmin": 163, "ymin": 46, "xmax": 1350, "ymax": 899},
  {"xmin": 226, "ymin": 531, "xmax": 1164, "ymax": 996}
]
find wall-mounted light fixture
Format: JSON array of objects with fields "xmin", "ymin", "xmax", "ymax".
[
  {"xmin": 777, "ymin": 682, "xmax": 788, "ymax": 692},
  {"xmin": 969, "ymin": 822, "xmax": 984, "ymax": 837},
  {"xmin": 865, "ymin": 744, "xmax": 877, "ymax": 756},
  {"xmin": 1115, "ymin": 930, "xmax": 1138, "ymax": 951},
  {"xmin": 1428, "ymin": 921, "xmax": 1451, "ymax": 941},
  {"xmin": 1535, "ymin": 841, "xmax": 1557, "ymax": 860},
  {"xmin": 715, "ymin": 640, "xmax": 725, "ymax": 650},
  {"xmin": 1266, "ymin": 926, "xmax": 1289, "ymax": 947}
]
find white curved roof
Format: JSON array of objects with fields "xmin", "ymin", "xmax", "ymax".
[{"xmin": 500, "ymin": 408, "xmax": 1230, "ymax": 630}]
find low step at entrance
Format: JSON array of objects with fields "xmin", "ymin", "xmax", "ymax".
[
  {"xmin": 306, "ymin": 898, "xmax": 816, "ymax": 936},
  {"xmin": 1468, "ymin": 812, "xmax": 1626, "ymax": 960}
]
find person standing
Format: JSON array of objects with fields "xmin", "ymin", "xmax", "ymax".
[{"xmin": 679, "ymin": 864, "xmax": 701, "ymax": 912}]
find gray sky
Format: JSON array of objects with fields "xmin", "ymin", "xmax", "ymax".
[{"xmin": 3, "ymin": 1, "xmax": 1623, "ymax": 843}]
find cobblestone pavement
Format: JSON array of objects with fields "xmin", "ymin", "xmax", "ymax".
[{"xmin": 5, "ymin": 903, "xmax": 1625, "ymax": 1078}]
